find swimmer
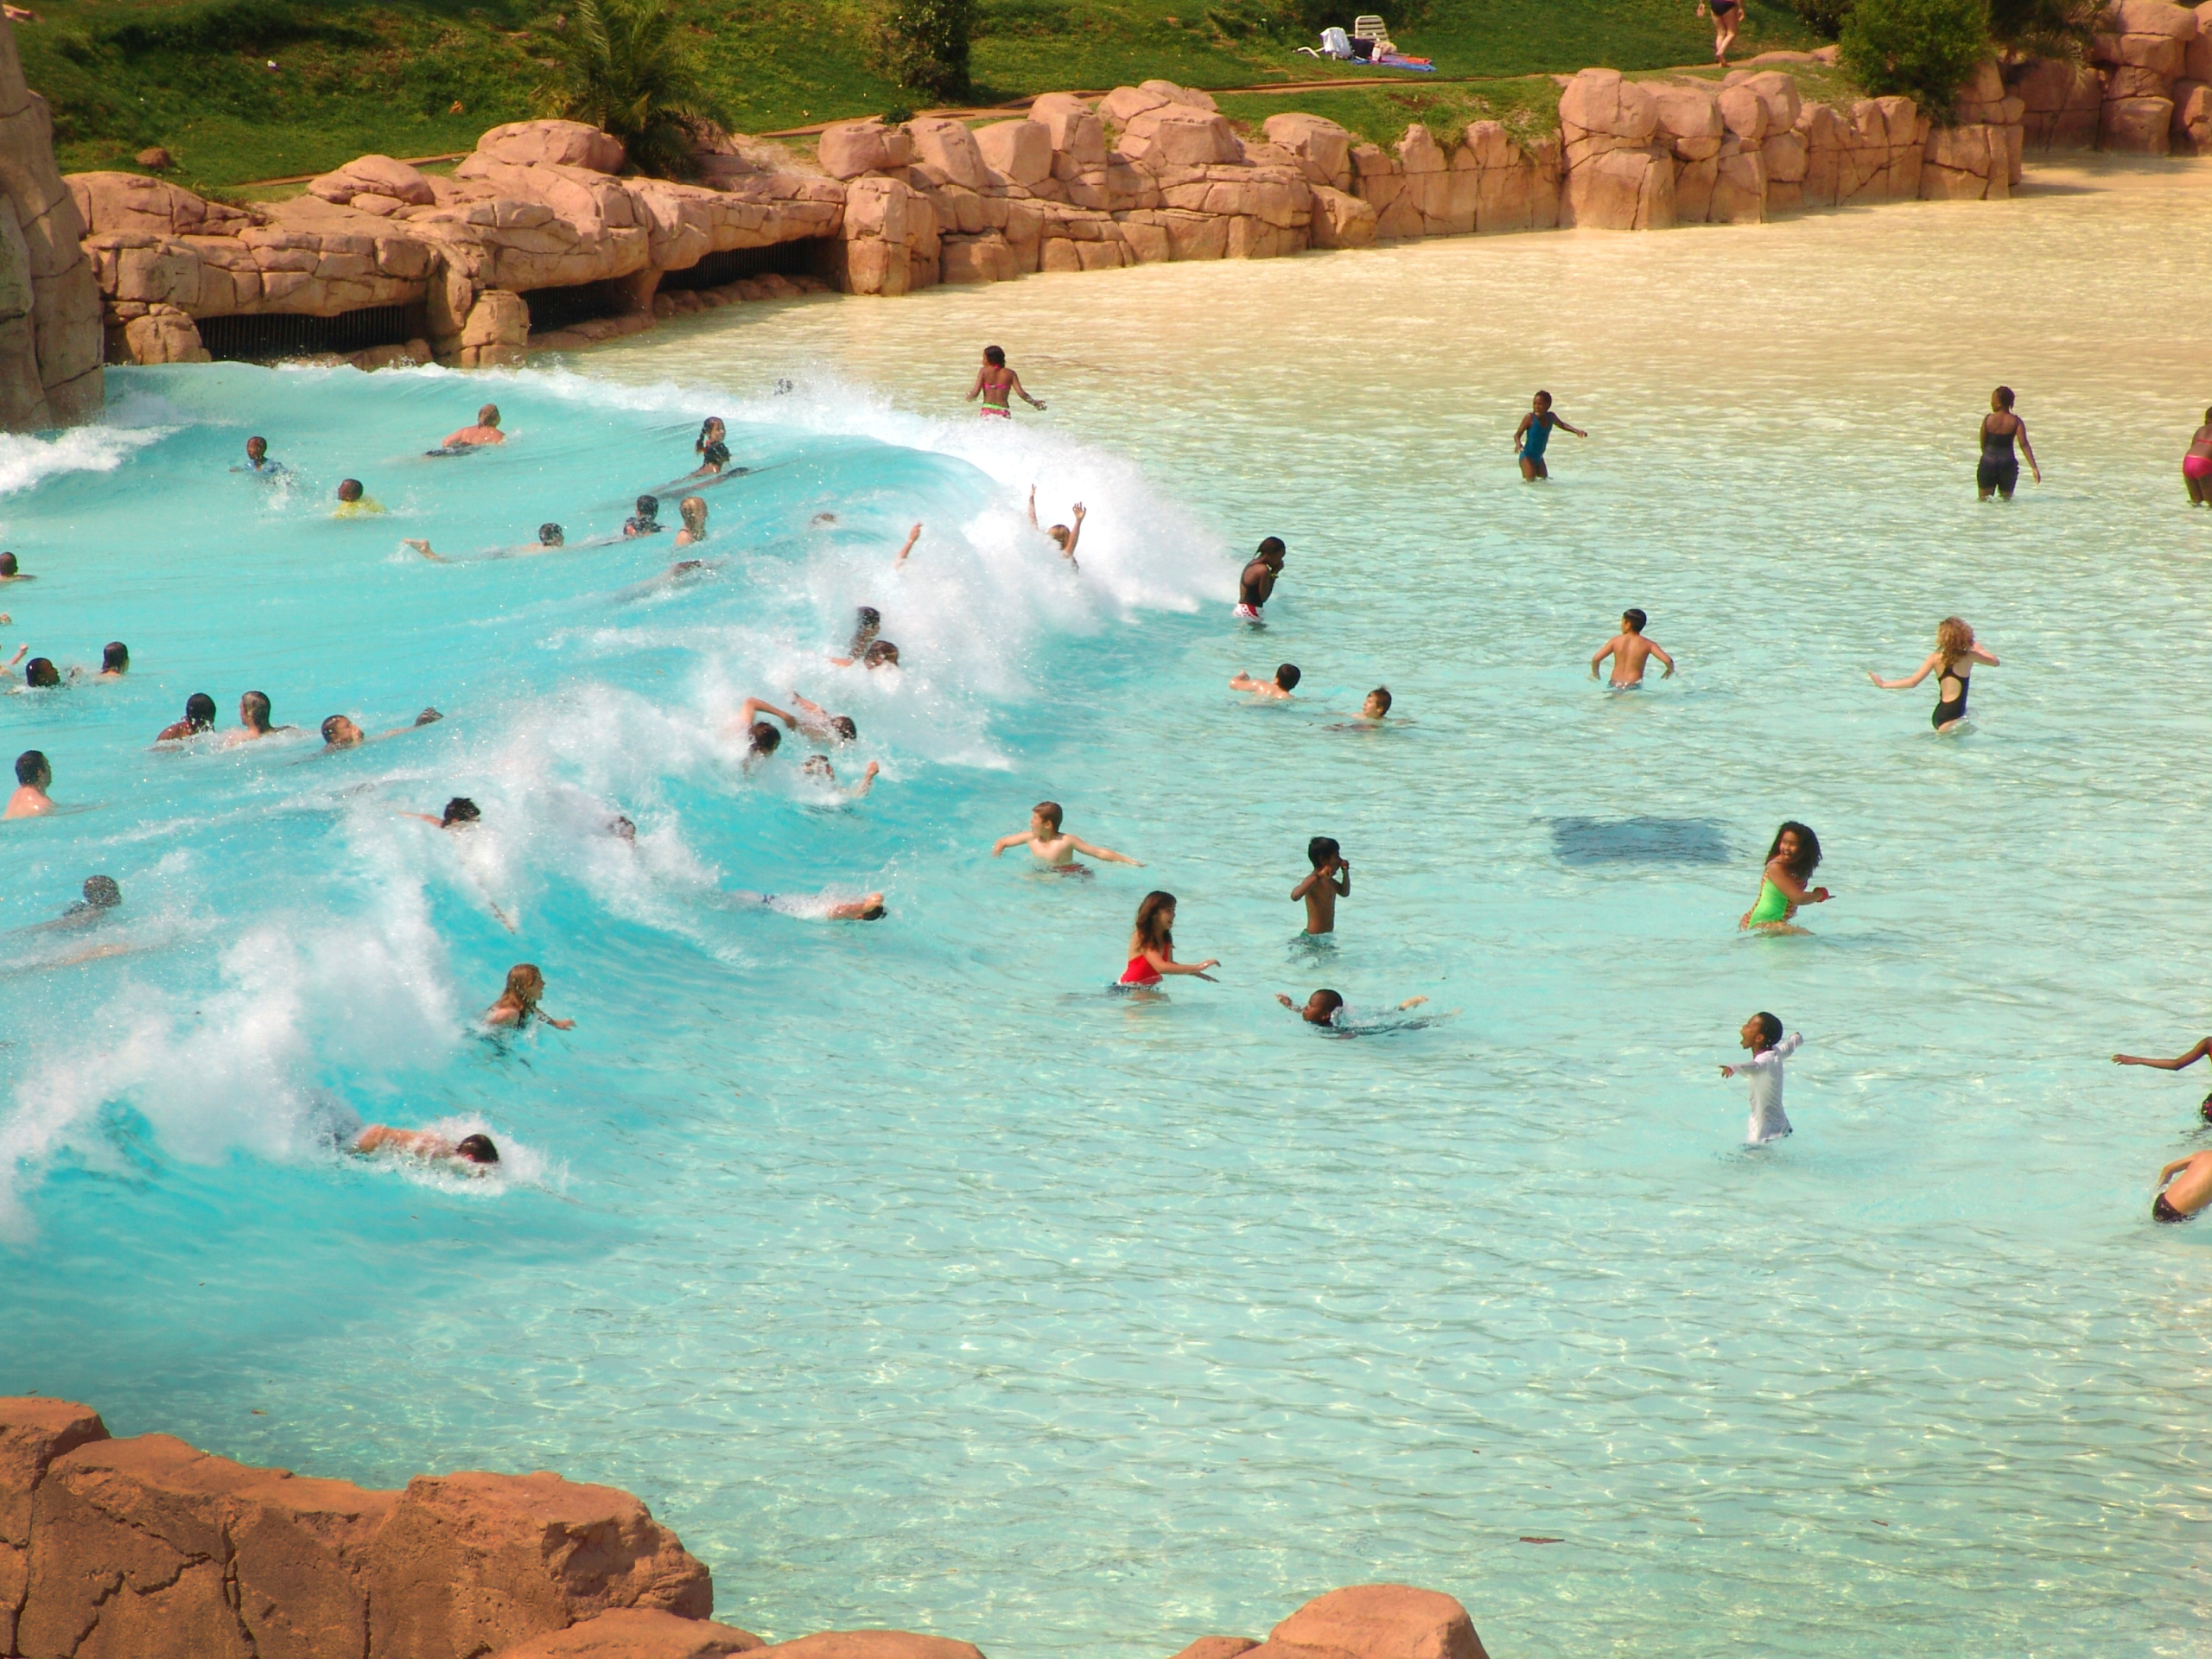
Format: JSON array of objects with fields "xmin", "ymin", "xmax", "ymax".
[
  {"xmin": 1719, "ymin": 1012, "xmax": 1801, "ymax": 1144},
  {"xmin": 672, "ymin": 496, "xmax": 709, "ymax": 547},
  {"xmin": 692, "ymin": 416, "xmax": 729, "ymax": 476},
  {"xmin": 1869, "ymin": 616, "xmax": 1997, "ymax": 732},
  {"xmin": 85, "ymin": 642, "xmax": 129, "ymax": 682},
  {"xmin": 967, "ymin": 344, "xmax": 1045, "ymax": 417},
  {"xmin": 5, "ymin": 750, "xmax": 54, "ymax": 818},
  {"xmin": 405, "ymin": 796, "xmax": 482, "ymax": 829},
  {"xmin": 2152, "ymin": 1150, "xmax": 2212, "ymax": 1223},
  {"xmin": 407, "ymin": 524, "xmax": 564, "ymax": 562},
  {"xmin": 622, "ymin": 495, "xmax": 664, "ymax": 537},
  {"xmin": 441, "ymin": 404, "xmax": 505, "ymax": 448},
  {"xmin": 1027, "ymin": 491, "xmax": 1083, "ymax": 564},
  {"xmin": 1740, "ymin": 821, "xmax": 1829, "ymax": 932},
  {"xmin": 20, "ymin": 657, "xmax": 57, "ymax": 690},
  {"xmin": 892, "ymin": 523, "xmax": 925, "ymax": 565},
  {"xmin": 0, "ymin": 553, "xmax": 28, "ymax": 582},
  {"xmin": 844, "ymin": 607, "xmax": 881, "ymax": 658},
  {"xmin": 740, "ymin": 720, "xmax": 783, "ymax": 760},
  {"xmin": 1695, "ymin": 0, "xmax": 1740, "ymax": 65},
  {"xmin": 352, "ymin": 1124, "xmax": 501, "ymax": 1171},
  {"xmin": 320, "ymin": 708, "xmax": 442, "ymax": 751},
  {"xmin": 1977, "ymin": 386, "xmax": 2040, "ymax": 499},
  {"xmin": 1590, "ymin": 608, "xmax": 1675, "ymax": 685},
  {"xmin": 223, "ymin": 690, "xmax": 298, "ymax": 745},
  {"xmin": 1293, "ymin": 836, "xmax": 1350, "ymax": 935},
  {"xmin": 991, "ymin": 800, "xmax": 1141, "ymax": 869},
  {"xmin": 610, "ymin": 814, "xmax": 638, "ymax": 841},
  {"xmin": 1120, "ymin": 890, "xmax": 1218, "ymax": 987},
  {"xmin": 786, "ymin": 690, "xmax": 857, "ymax": 744},
  {"xmin": 1230, "ymin": 664, "xmax": 1300, "ymax": 699},
  {"xmin": 155, "ymin": 692, "xmax": 218, "ymax": 743},
  {"xmin": 2186, "ymin": 407, "xmax": 2212, "ymax": 505},
  {"xmin": 1329, "ymin": 687, "xmax": 1394, "ymax": 730},
  {"xmin": 1275, "ymin": 989, "xmax": 1429, "ymax": 1027},
  {"xmin": 23, "ymin": 875, "xmax": 123, "ymax": 930},
  {"xmin": 485, "ymin": 963, "xmax": 574, "ymax": 1029},
  {"xmin": 730, "ymin": 696, "xmax": 800, "ymax": 747},
  {"xmin": 237, "ymin": 435, "xmax": 284, "ymax": 474},
  {"xmin": 1236, "ymin": 537, "xmax": 1285, "ymax": 620},
  {"xmin": 1514, "ymin": 391, "xmax": 1586, "ymax": 480},
  {"xmin": 720, "ymin": 888, "xmax": 887, "ymax": 921},
  {"xmin": 801, "ymin": 753, "xmax": 880, "ymax": 798},
  {"xmin": 334, "ymin": 479, "xmax": 385, "ymax": 517},
  {"xmin": 2112, "ymin": 1039, "xmax": 2212, "ymax": 1122},
  {"xmin": 828, "ymin": 639, "xmax": 900, "ymax": 671}
]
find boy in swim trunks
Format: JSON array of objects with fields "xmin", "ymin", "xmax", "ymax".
[
  {"xmin": 1236, "ymin": 538, "xmax": 1285, "ymax": 620},
  {"xmin": 2152, "ymin": 1150, "xmax": 2212, "ymax": 1222},
  {"xmin": 991, "ymin": 800, "xmax": 1142, "ymax": 869},
  {"xmin": 1230, "ymin": 664, "xmax": 1300, "ymax": 699},
  {"xmin": 1514, "ymin": 391, "xmax": 1586, "ymax": 481},
  {"xmin": 1293, "ymin": 836, "xmax": 1350, "ymax": 934},
  {"xmin": 1590, "ymin": 608, "xmax": 1675, "ymax": 686},
  {"xmin": 1720, "ymin": 1012, "xmax": 1801, "ymax": 1144},
  {"xmin": 966, "ymin": 346, "xmax": 1046, "ymax": 417}
]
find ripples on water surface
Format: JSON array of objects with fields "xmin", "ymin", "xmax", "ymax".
[{"xmin": 7, "ymin": 156, "xmax": 2212, "ymax": 1657}]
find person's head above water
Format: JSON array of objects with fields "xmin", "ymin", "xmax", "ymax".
[
  {"xmin": 24, "ymin": 658, "xmax": 57, "ymax": 689},
  {"xmin": 1766, "ymin": 821, "xmax": 1821, "ymax": 880},
  {"xmin": 502, "ymin": 963, "xmax": 545, "ymax": 1005},
  {"xmin": 454, "ymin": 1132, "xmax": 499, "ymax": 1165},
  {"xmin": 321, "ymin": 715, "xmax": 364, "ymax": 748},
  {"xmin": 1936, "ymin": 615, "xmax": 1974, "ymax": 656},
  {"xmin": 1307, "ymin": 836, "xmax": 1340, "ymax": 868},
  {"xmin": 1255, "ymin": 536, "xmax": 1287, "ymax": 569},
  {"xmin": 1622, "ymin": 608, "xmax": 1648, "ymax": 634},
  {"xmin": 634, "ymin": 494, "xmax": 659, "ymax": 518},
  {"xmin": 1033, "ymin": 800, "xmax": 1064, "ymax": 832},
  {"xmin": 863, "ymin": 640, "xmax": 900, "ymax": 669},
  {"xmin": 983, "ymin": 345, "xmax": 1007, "ymax": 366},
  {"xmin": 16, "ymin": 749, "xmax": 49, "ymax": 788},
  {"xmin": 1533, "ymin": 390, "xmax": 1554, "ymax": 411},
  {"xmin": 245, "ymin": 436, "xmax": 267, "ymax": 462},
  {"xmin": 747, "ymin": 720, "xmax": 781, "ymax": 756},
  {"xmin": 240, "ymin": 690, "xmax": 273, "ymax": 732},
  {"xmin": 537, "ymin": 523, "xmax": 563, "ymax": 547},
  {"xmin": 1300, "ymin": 988, "xmax": 1345, "ymax": 1025},
  {"xmin": 101, "ymin": 642, "xmax": 128, "ymax": 675},
  {"xmin": 1273, "ymin": 663, "xmax": 1301, "ymax": 691},
  {"xmin": 180, "ymin": 692, "xmax": 216, "ymax": 732},
  {"xmin": 0, "ymin": 553, "xmax": 17, "ymax": 576},
  {"xmin": 1992, "ymin": 385, "xmax": 2015, "ymax": 410},
  {"xmin": 698, "ymin": 417, "xmax": 725, "ymax": 444},
  {"xmin": 336, "ymin": 479, "xmax": 364, "ymax": 504},
  {"xmin": 679, "ymin": 496, "xmax": 707, "ymax": 534},
  {"xmin": 1133, "ymin": 889, "xmax": 1177, "ymax": 950},
  {"xmin": 1746, "ymin": 1010, "xmax": 1784, "ymax": 1051},
  {"xmin": 1363, "ymin": 686, "xmax": 1392, "ymax": 718},
  {"xmin": 80, "ymin": 874, "xmax": 121, "ymax": 909},
  {"xmin": 476, "ymin": 403, "xmax": 500, "ymax": 429},
  {"xmin": 441, "ymin": 797, "xmax": 481, "ymax": 828}
]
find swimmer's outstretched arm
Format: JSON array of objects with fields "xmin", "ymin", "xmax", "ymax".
[
  {"xmin": 1397, "ymin": 995, "xmax": 1428, "ymax": 1010},
  {"xmin": 894, "ymin": 524, "xmax": 922, "ymax": 564},
  {"xmin": 1555, "ymin": 415, "xmax": 1588, "ymax": 437},
  {"xmin": 847, "ymin": 761, "xmax": 880, "ymax": 798},
  {"xmin": 404, "ymin": 539, "xmax": 448, "ymax": 563},
  {"xmin": 990, "ymin": 829, "xmax": 1037, "ymax": 856},
  {"xmin": 533, "ymin": 1006, "xmax": 575, "ymax": 1030},
  {"xmin": 1066, "ymin": 834, "xmax": 1139, "ymax": 866},
  {"xmin": 2113, "ymin": 1039, "xmax": 2212, "ymax": 1069},
  {"xmin": 1868, "ymin": 651, "xmax": 1940, "ymax": 690}
]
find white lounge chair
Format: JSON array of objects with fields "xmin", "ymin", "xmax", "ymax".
[{"xmin": 1351, "ymin": 14, "xmax": 1394, "ymax": 50}]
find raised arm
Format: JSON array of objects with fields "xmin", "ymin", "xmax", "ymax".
[
  {"xmin": 735, "ymin": 696, "xmax": 797, "ymax": 729},
  {"xmin": 1069, "ymin": 836, "xmax": 1141, "ymax": 866},
  {"xmin": 2113, "ymin": 1039, "xmax": 2212, "ymax": 1070},
  {"xmin": 1291, "ymin": 869, "xmax": 1322, "ymax": 901},
  {"xmin": 3, "ymin": 644, "xmax": 24, "ymax": 671},
  {"xmin": 1061, "ymin": 504, "xmax": 1085, "ymax": 558},
  {"xmin": 894, "ymin": 524, "xmax": 922, "ymax": 564},
  {"xmin": 2159, "ymin": 1156, "xmax": 2197, "ymax": 1184},
  {"xmin": 1331, "ymin": 861, "xmax": 1351, "ymax": 896},
  {"xmin": 847, "ymin": 761, "xmax": 880, "ymax": 799},
  {"xmin": 1869, "ymin": 651, "xmax": 1941, "ymax": 690},
  {"xmin": 1027, "ymin": 485, "xmax": 1039, "ymax": 526}
]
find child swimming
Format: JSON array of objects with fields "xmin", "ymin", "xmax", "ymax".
[
  {"xmin": 353, "ymin": 1124, "xmax": 501, "ymax": 1172},
  {"xmin": 992, "ymin": 800, "xmax": 1141, "ymax": 870},
  {"xmin": 1740, "ymin": 821, "xmax": 1829, "ymax": 932},
  {"xmin": 484, "ymin": 963, "xmax": 574, "ymax": 1030},
  {"xmin": 1869, "ymin": 616, "xmax": 1997, "ymax": 732},
  {"xmin": 1027, "ymin": 491, "xmax": 1083, "ymax": 565},
  {"xmin": 1720, "ymin": 1012, "xmax": 1802, "ymax": 1143},
  {"xmin": 1292, "ymin": 836, "xmax": 1350, "ymax": 935},
  {"xmin": 1589, "ymin": 609, "xmax": 1675, "ymax": 686},
  {"xmin": 1120, "ymin": 890, "xmax": 1218, "ymax": 987},
  {"xmin": 1275, "ymin": 989, "xmax": 1429, "ymax": 1028},
  {"xmin": 1230, "ymin": 664, "xmax": 1300, "ymax": 700}
]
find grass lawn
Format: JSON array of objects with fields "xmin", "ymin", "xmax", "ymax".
[{"xmin": 13, "ymin": 0, "xmax": 1822, "ymax": 190}]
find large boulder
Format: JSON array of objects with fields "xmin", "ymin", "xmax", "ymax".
[
  {"xmin": 0, "ymin": 1400, "xmax": 110, "ymax": 1655},
  {"xmin": 2101, "ymin": 91, "xmax": 2176, "ymax": 146},
  {"xmin": 1030, "ymin": 94, "xmax": 1108, "ymax": 166},
  {"xmin": 1166, "ymin": 1640, "xmax": 1259, "ymax": 1659},
  {"xmin": 308, "ymin": 153, "xmax": 436, "ymax": 207},
  {"xmin": 817, "ymin": 120, "xmax": 915, "ymax": 179},
  {"xmin": 974, "ymin": 119, "xmax": 1052, "ymax": 186},
  {"xmin": 1562, "ymin": 145, "xmax": 1674, "ymax": 228},
  {"xmin": 1268, "ymin": 1586, "xmax": 1486, "ymax": 1659},
  {"xmin": 1307, "ymin": 183, "xmax": 1376, "ymax": 246},
  {"xmin": 1262, "ymin": 112, "xmax": 1353, "ymax": 188},
  {"xmin": 2191, "ymin": 0, "xmax": 2212, "ymax": 76},
  {"xmin": 1117, "ymin": 105, "xmax": 1243, "ymax": 166},
  {"xmin": 1651, "ymin": 84, "xmax": 1726, "ymax": 159},
  {"xmin": 906, "ymin": 118, "xmax": 989, "ymax": 189},
  {"xmin": 1559, "ymin": 67, "xmax": 1659, "ymax": 155},
  {"xmin": 476, "ymin": 119, "xmax": 626, "ymax": 173},
  {"xmin": 2174, "ymin": 77, "xmax": 2212, "ymax": 146},
  {"xmin": 490, "ymin": 1608, "xmax": 766, "ymax": 1658},
  {"xmin": 0, "ymin": 16, "xmax": 105, "ymax": 427}
]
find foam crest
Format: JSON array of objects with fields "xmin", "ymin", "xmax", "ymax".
[{"xmin": 0, "ymin": 393, "xmax": 179, "ymax": 501}]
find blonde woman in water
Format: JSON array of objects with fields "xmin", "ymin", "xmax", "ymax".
[{"xmin": 1869, "ymin": 616, "xmax": 1997, "ymax": 732}]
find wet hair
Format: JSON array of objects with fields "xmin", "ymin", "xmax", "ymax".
[
  {"xmin": 858, "ymin": 900, "xmax": 887, "ymax": 920},
  {"xmin": 849, "ymin": 607, "xmax": 881, "ymax": 653},
  {"xmin": 1936, "ymin": 615, "xmax": 1974, "ymax": 657},
  {"xmin": 1307, "ymin": 836, "xmax": 1340, "ymax": 868},
  {"xmin": 1993, "ymin": 385, "xmax": 2015, "ymax": 409},
  {"xmin": 241, "ymin": 690, "xmax": 272, "ymax": 729},
  {"xmin": 15, "ymin": 749, "xmax": 48, "ymax": 786},
  {"xmin": 747, "ymin": 720, "xmax": 782, "ymax": 755},
  {"xmin": 1367, "ymin": 686, "xmax": 1392, "ymax": 714},
  {"xmin": 634, "ymin": 494, "xmax": 659, "ymax": 518},
  {"xmin": 1310, "ymin": 989, "xmax": 1344, "ymax": 1020},
  {"xmin": 415, "ymin": 707, "xmax": 442, "ymax": 726},
  {"xmin": 1034, "ymin": 799, "xmax": 1065, "ymax": 831},
  {"xmin": 478, "ymin": 403, "xmax": 499, "ymax": 425},
  {"xmin": 611, "ymin": 815, "xmax": 637, "ymax": 841},
  {"xmin": 503, "ymin": 963, "xmax": 545, "ymax": 1004},
  {"xmin": 802, "ymin": 753, "xmax": 831, "ymax": 777},
  {"xmin": 1274, "ymin": 663, "xmax": 1301, "ymax": 690},
  {"xmin": 82, "ymin": 874, "xmax": 120, "ymax": 908},
  {"xmin": 454, "ymin": 1133, "xmax": 499, "ymax": 1164},
  {"xmin": 337, "ymin": 479, "xmax": 364, "ymax": 502},
  {"xmin": 983, "ymin": 345, "xmax": 1006, "ymax": 365},
  {"xmin": 1766, "ymin": 820, "xmax": 1822, "ymax": 880},
  {"xmin": 1133, "ymin": 890, "xmax": 1177, "ymax": 952},
  {"xmin": 1623, "ymin": 608, "xmax": 1647, "ymax": 632},
  {"xmin": 538, "ymin": 523, "xmax": 563, "ymax": 545},
  {"xmin": 1751, "ymin": 1011, "xmax": 1783, "ymax": 1051},
  {"xmin": 863, "ymin": 640, "xmax": 900, "ymax": 668},
  {"xmin": 182, "ymin": 692, "xmax": 216, "ymax": 729},
  {"xmin": 696, "ymin": 417, "xmax": 725, "ymax": 450},
  {"xmin": 1257, "ymin": 537, "xmax": 1287, "ymax": 558},
  {"xmin": 679, "ymin": 496, "xmax": 707, "ymax": 531},
  {"xmin": 24, "ymin": 658, "xmax": 57, "ymax": 688},
  {"xmin": 1534, "ymin": 390, "xmax": 1553, "ymax": 407},
  {"xmin": 101, "ymin": 642, "xmax": 128, "ymax": 673},
  {"xmin": 0, "ymin": 553, "xmax": 16, "ymax": 575},
  {"xmin": 320, "ymin": 715, "xmax": 353, "ymax": 744},
  {"xmin": 245, "ymin": 435, "xmax": 266, "ymax": 452},
  {"xmin": 1048, "ymin": 525, "xmax": 1071, "ymax": 547},
  {"xmin": 829, "ymin": 715, "xmax": 857, "ymax": 741},
  {"xmin": 441, "ymin": 797, "xmax": 481, "ymax": 826}
]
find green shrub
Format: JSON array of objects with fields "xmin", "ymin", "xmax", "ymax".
[
  {"xmin": 870, "ymin": 0, "xmax": 976, "ymax": 101},
  {"xmin": 1786, "ymin": 0, "xmax": 1854, "ymax": 41},
  {"xmin": 1987, "ymin": 0, "xmax": 2094, "ymax": 60},
  {"xmin": 1840, "ymin": 0, "xmax": 1989, "ymax": 118},
  {"xmin": 538, "ymin": 0, "xmax": 721, "ymax": 178}
]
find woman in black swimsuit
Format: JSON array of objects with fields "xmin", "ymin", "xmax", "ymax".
[
  {"xmin": 1977, "ymin": 385, "xmax": 2040, "ymax": 499},
  {"xmin": 1698, "ymin": 0, "xmax": 1741, "ymax": 64},
  {"xmin": 1869, "ymin": 616, "xmax": 1998, "ymax": 732}
]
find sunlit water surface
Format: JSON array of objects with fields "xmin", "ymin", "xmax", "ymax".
[{"xmin": 7, "ymin": 156, "xmax": 2212, "ymax": 1658}]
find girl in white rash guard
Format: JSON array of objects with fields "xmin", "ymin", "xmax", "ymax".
[{"xmin": 1720, "ymin": 1012, "xmax": 1802, "ymax": 1144}]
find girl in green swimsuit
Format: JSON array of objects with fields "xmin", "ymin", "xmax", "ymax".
[{"xmin": 1741, "ymin": 821, "xmax": 1830, "ymax": 932}]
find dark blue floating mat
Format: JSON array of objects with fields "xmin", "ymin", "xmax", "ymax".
[{"xmin": 1549, "ymin": 817, "xmax": 1732, "ymax": 867}]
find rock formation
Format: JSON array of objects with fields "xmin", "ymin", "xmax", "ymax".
[{"xmin": 0, "ymin": 16, "xmax": 100, "ymax": 429}]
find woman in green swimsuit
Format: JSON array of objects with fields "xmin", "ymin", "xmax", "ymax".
[{"xmin": 1740, "ymin": 821, "xmax": 1830, "ymax": 932}]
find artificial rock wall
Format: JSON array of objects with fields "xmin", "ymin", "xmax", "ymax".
[{"xmin": 0, "ymin": 16, "xmax": 100, "ymax": 430}]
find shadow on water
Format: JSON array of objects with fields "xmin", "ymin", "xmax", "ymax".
[{"xmin": 1548, "ymin": 816, "xmax": 1732, "ymax": 867}]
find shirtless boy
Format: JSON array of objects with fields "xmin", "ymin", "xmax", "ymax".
[
  {"xmin": 1590, "ymin": 609, "xmax": 1676, "ymax": 685},
  {"xmin": 352, "ymin": 1125, "xmax": 501, "ymax": 1171},
  {"xmin": 2153, "ymin": 1149, "xmax": 2212, "ymax": 1223},
  {"xmin": 1276, "ymin": 989, "xmax": 1427, "ymax": 1026},
  {"xmin": 5, "ymin": 750, "xmax": 53, "ymax": 818},
  {"xmin": 1293, "ymin": 836, "xmax": 1350, "ymax": 934},
  {"xmin": 1237, "ymin": 538, "xmax": 1285, "ymax": 621},
  {"xmin": 991, "ymin": 800, "xmax": 1141, "ymax": 870},
  {"xmin": 442, "ymin": 404, "xmax": 505, "ymax": 448},
  {"xmin": 224, "ymin": 690, "xmax": 296, "ymax": 745},
  {"xmin": 966, "ymin": 345, "xmax": 1046, "ymax": 416},
  {"xmin": 1230, "ymin": 664, "xmax": 1300, "ymax": 699}
]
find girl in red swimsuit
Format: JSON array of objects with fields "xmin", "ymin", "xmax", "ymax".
[
  {"xmin": 2184, "ymin": 405, "xmax": 2212, "ymax": 506},
  {"xmin": 1120, "ymin": 890, "xmax": 1219, "ymax": 988}
]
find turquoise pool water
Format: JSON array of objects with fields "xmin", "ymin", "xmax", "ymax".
[{"xmin": 7, "ymin": 156, "xmax": 2212, "ymax": 1656}]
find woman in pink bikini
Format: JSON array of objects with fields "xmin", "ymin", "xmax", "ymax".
[
  {"xmin": 1119, "ymin": 890, "xmax": 1218, "ymax": 988},
  {"xmin": 2185, "ymin": 407, "xmax": 2212, "ymax": 505}
]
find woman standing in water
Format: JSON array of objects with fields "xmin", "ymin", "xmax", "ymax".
[
  {"xmin": 1977, "ymin": 386, "xmax": 2040, "ymax": 499},
  {"xmin": 1869, "ymin": 616, "xmax": 1997, "ymax": 732},
  {"xmin": 1120, "ymin": 891, "xmax": 1218, "ymax": 988},
  {"xmin": 1740, "ymin": 822, "xmax": 1830, "ymax": 933},
  {"xmin": 2183, "ymin": 406, "xmax": 2212, "ymax": 505}
]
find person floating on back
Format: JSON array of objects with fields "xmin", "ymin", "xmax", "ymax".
[
  {"xmin": 352, "ymin": 1124, "xmax": 500, "ymax": 1173},
  {"xmin": 1590, "ymin": 608, "xmax": 1675, "ymax": 686},
  {"xmin": 967, "ymin": 345, "xmax": 1045, "ymax": 418},
  {"xmin": 5, "ymin": 749, "xmax": 53, "ymax": 818},
  {"xmin": 992, "ymin": 800, "xmax": 1141, "ymax": 872},
  {"xmin": 2153, "ymin": 1151, "xmax": 2212, "ymax": 1223},
  {"xmin": 442, "ymin": 404, "xmax": 505, "ymax": 448},
  {"xmin": 1120, "ymin": 890, "xmax": 1217, "ymax": 988},
  {"xmin": 2184, "ymin": 406, "xmax": 2212, "ymax": 505},
  {"xmin": 1977, "ymin": 386, "xmax": 2039, "ymax": 499},
  {"xmin": 1515, "ymin": 391, "xmax": 1586, "ymax": 480},
  {"xmin": 1230, "ymin": 663, "xmax": 1300, "ymax": 699},
  {"xmin": 1741, "ymin": 821, "xmax": 1829, "ymax": 932},
  {"xmin": 1720, "ymin": 1012, "xmax": 1802, "ymax": 1144},
  {"xmin": 1236, "ymin": 537, "xmax": 1285, "ymax": 621},
  {"xmin": 484, "ymin": 963, "xmax": 574, "ymax": 1030},
  {"xmin": 1293, "ymin": 836, "xmax": 1350, "ymax": 935},
  {"xmin": 1869, "ymin": 615, "xmax": 1997, "ymax": 732},
  {"xmin": 334, "ymin": 478, "xmax": 384, "ymax": 517}
]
